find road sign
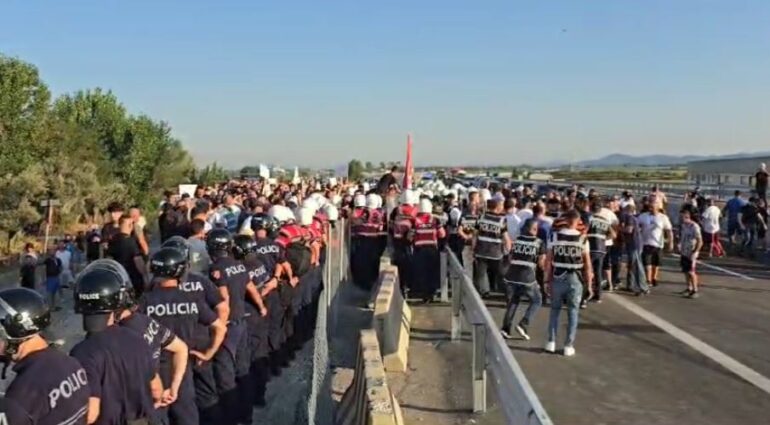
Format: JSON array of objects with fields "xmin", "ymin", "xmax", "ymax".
[{"xmin": 40, "ymin": 199, "xmax": 60, "ymax": 207}]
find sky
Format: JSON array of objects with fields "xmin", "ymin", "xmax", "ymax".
[{"xmin": 2, "ymin": 0, "xmax": 770, "ymax": 168}]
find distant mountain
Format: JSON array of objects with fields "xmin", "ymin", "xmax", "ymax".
[{"xmin": 545, "ymin": 152, "xmax": 770, "ymax": 168}]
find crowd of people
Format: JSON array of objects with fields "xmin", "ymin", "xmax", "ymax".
[
  {"xmin": 345, "ymin": 177, "xmax": 762, "ymax": 359},
  {"xmin": 1, "ymin": 178, "xmax": 343, "ymax": 425}
]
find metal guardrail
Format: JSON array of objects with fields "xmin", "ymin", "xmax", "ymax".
[{"xmin": 446, "ymin": 250, "xmax": 553, "ymax": 425}]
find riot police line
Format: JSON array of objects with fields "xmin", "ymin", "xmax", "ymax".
[{"xmin": 0, "ymin": 185, "xmax": 341, "ymax": 425}]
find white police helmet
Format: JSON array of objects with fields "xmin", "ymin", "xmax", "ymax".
[
  {"xmin": 302, "ymin": 198, "xmax": 319, "ymax": 212},
  {"xmin": 323, "ymin": 204, "xmax": 339, "ymax": 221},
  {"xmin": 366, "ymin": 193, "xmax": 381, "ymax": 209},
  {"xmin": 354, "ymin": 194, "xmax": 367, "ymax": 208},
  {"xmin": 268, "ymin": 205, "xmax": 295, "ymax": 223},
  {"xmin": 296, "ymin": 207, "xmax": 314, "ymax": 226},
  {"xmin": 419, "ymin": 198, "xmax": 433, "ymax": 214}
]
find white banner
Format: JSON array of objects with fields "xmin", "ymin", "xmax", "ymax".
[
  {"xmin": 259, "ymin": 164, "xmax": 270, "ymax": 179},
  {"xmin": 178, "ymin": 184, "xmax": 198, "ymax": 198},
  {"xmin": 292, "ymin": 167, "xmax": 301, "ymax": 184}
]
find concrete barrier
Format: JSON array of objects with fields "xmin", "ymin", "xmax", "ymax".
[
  {"xmin": 336, "ymin": 329, "xmax": 405, "ymax": 425},
  {"xmin": 372, "ymin": 265, "xmax": 411, "ymax": 373}
]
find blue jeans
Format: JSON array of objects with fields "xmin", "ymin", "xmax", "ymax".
[
  {"xmin": 502, "ymin": 282, "xmax": 542, "ymax": 331},
  {"xmin": 625, "ymin": 247, "xmax": 649, "ymax": 293},
  {"xmin": 548, "ymin": 272, "xmax": 583, "ymax": 347}
]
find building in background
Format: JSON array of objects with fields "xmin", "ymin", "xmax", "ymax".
[{"xmin": 688, "ymin": 155, "xmax": 770, "ymax": 186}]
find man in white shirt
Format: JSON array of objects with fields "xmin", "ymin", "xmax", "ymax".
[
  {"xmin": 701, "ymin": 198, "xmax": 724, "ymax": 257},
  {"xmin": 597, "ymin": 198, "xmax": 620, "ymax": 290},
  {"xmin": 517, "ymin": 200, "xmax": 534, "ymax": 223},
  {"xmin": 504, "ymin": 198, "xmax": 522, "ymax": 241},
  {"xmin": 638, "ymin": 205, "xmax": 674, "ymax": 286}
]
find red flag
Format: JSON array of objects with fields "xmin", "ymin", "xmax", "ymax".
[{"xmin": 403, "ymin": 133, "xmax": 413, "ymax": 189}]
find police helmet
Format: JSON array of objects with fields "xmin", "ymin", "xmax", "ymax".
[
  {"xmin": 162, "ymin": 236, "xmax": 190, "ymax": 261},
  {"xmin": 207, "ymin": 228, "xmax": 234, "ymax": 254},
  {"xmin": 365, "ymin": 193, "xmax": 379, "ymax": 209},
  {"xmin": 302, "ymin": 198, "xmax": 319, "ymax": 213},
  {"xmin": 0, "ymin": 288, "xmax": 50, "ymax": 344},
  {"xmin": 323, "ymin": 204, "xmax": 339, "ymax": 221},
  {"xmin": 296, "ymin": 206, "xmax": 315, "ymax": 226},
  {"xmin": 267, "ymin": 205, "xmax": 295, "ymax": 224},
  {"xmin": 74, "ymin": 259, "xmax": 135, "ymax": 315},
  {"xmin": 353, "ymin": 194, "xmax": 366, "ymax": 208},
  {"xmin": 233, "ymin": 234, "xmax": 258, "ymax": 259},
  {"xmin": 150, "ymin": 247, "xmax": 188, "ymax": 279},
  {"xmin": 419, "ymin": 198, "xmax": 433, "ymax": 214}
]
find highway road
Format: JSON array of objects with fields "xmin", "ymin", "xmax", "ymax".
[{"xmin": 475, "ymin": 251, "xmax": 770, "ymax": 425}]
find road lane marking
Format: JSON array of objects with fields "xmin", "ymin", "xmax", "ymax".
[
  {"xmin": 671, "ymin": 254, "xmax": 755, "ymax": 281},
  {"xmin": 608, "ymin": 293, "xmax": 770, "ymax": 396}
]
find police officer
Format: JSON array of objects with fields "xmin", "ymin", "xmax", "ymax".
[
  {"xmin": 473, "ymin": 199, "xmax": 512, "ymax": 297},
  {"xmin": 445, "ymin": 193, "xmax": 465, "ymax": 264},
  {"xmin": 0, "ymin": 288, "xmax": 89, "ymax": 425},
  {"xmin": 72, "ymin": 264, "xmax": 161, "ymax": 424},
  {"xmin": 234, "ymin": 235, "xmax": 273, "ymax": 414},
  {"xmin": 142, "ymin": 248, "xmax": 227, "ymax": 425},
  {"xmin": 457, "ymin": 189, "xmax": 482, "ymax": 266},
  {"xmin": 500, "ymin": 219, "xmax": 545, "ymax": 341},
  {"xmin": 389, "ymin": 190, "xmax": 418, "ymax": 294},
  {"xmin": 251, "ymin": 214, "xmax": 288, "ymax": 376},
  {"xmin": 544, "ymin": 209, "xmax": 593, "ymax": 357},
  {"xmin": 206, "ymin": 229, "xmax": 267, "ymax": 425},
  {"xmin": 585, "ymin": 201, "xmax": 614, "ymax": 306},
  {"xmin": 409, "ymin": 199, "xmax": 445, "ymax": 303},
  {"xmin": 161, "ymin": 237, "xmax": 229, "ymax": 422},
  {"xmin": 0, "ymin": 397, "xmax": 34, "ymax": 425},
  {"xmin": 297, "ymin": 206, "xmax": 323, "ymax": 343},
  {"xmin": 77, "ymin": 259, "xmax": 188, "ymax": 420}
]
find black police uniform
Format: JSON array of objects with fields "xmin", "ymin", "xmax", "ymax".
[
  {"xmin": 140, "ymin": 287, "xmax": 217, "ymax": 425},
  {"xmin": 119, "ymin": 311, "xmax": 175, "ymax": 373},
  {"xmin": 70, "ymin": 326, "xmax": 156, "ymax": 425},
  {"xmin": 254, "ymin": 238, "xmax": 287, "ymax": 371},
  {"xmin": 5, "ymin": 348, "xmax": 89, "ymax": 425},
  {"xmin": 242, "ymin": 254, "xmax": 271, "ymax": 416},
  {"xmin": 473, "ymin": 212, "xmax": 508, "ymax": 295},
  {"xmin": 176, "ymin": 271, "xmax": 224, "ymax": 420},
  {"xmin": 209, "ymin": 256, "xmax": 251, "ymax": 425},
  {"xmin": 0, "ymin": 397, "xmax": 33, "ymax": 425}
]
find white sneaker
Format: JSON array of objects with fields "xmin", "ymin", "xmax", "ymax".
[
  {"xmin": 563, "ymin": 346, "xmax": 576, "ymax": 357},
  {"xmin": 544, "ymin": 341, "xmax": 556, "ymax": 353}
]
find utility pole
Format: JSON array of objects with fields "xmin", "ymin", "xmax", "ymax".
[{"xmin": 40, "ymin": 197, "xmax": 60, "ymax": 252}]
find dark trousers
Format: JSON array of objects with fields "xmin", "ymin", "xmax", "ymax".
[
  {"xmin": 158, "ymin": 363, "xmax": 198, "ymax": 425},
  {"xmin": 447, "ymin": 234, "xmax": 465, "ymax": 265},
  {"xmin": 392, "ymin": 242, "xmax": 413, "ymax": 293},
  {"xmin": 350, "ymin": 237, "xmax": 380, "ymax": 290},
  {"xmin": 193, "ymin": 361, "xmax": 220, "ymax": 425},
  {"xmin": 473, "ymin": 257, "xmax": 504, "ymax": 295},
  {"xmin": 213, "ymin": 322, "xmax": 248, "ymax": 425},
  {"xmin": 589, "ymin": 252, "xmax": 606, "ymax": 300},
  {"xmin": 411, "ymin": 245, "xmax": 440, "ymax": 301}
]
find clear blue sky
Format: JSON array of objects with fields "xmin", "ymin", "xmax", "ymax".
[{"xmin": 2, "ymin": 0, "xmax": 769, "ymax": 168}]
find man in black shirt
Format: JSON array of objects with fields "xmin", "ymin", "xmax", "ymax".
[
  {"xmin": 86, "ymin": 226, "xmax": 102, "ymax": 263},
  {"xmin": 72, "ymin": 263, "xmax": 161, "ymax": 425},
  {"xmin": 1, "ymin": 288, "xmax": 89, "ymax": 425},
  {"xmin": 100, "ymin": 202, "xmax": 124, "ymax": 254},
  {"xmin": 107, "ymin": 216, "xmax": 148, "ymax": 297},
  {"xmin": 375, "ymin": 166, "xmax": 399, "ymax": 195}
]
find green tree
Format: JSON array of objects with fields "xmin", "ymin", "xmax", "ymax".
[
  {"xmin": 348, "ymin": 159, "xmax": 364, "ymax": 181},
  {"xmin": 364, "ymin": 161, "xmax": 373, "ymax": 172},
  {"xmin": 196, "ymin": 162, "xmax": 228, "ymax": 186},
  {"xmin": 0, "ymin": 55, "xmax": 52, "ymax": 175}
]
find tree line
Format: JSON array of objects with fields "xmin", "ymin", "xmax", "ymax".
[{"xmin": 0, "ymin": 54, "xmax": 215, "ymax": 254}]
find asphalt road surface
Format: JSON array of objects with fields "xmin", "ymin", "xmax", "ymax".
[{"xmin": 484, "ymin": 253, "xmax": 770, "ymax": 425}]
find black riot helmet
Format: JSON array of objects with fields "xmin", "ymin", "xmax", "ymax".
[
  {"xmin": 0, "ymin": 288, "xmax": 51, "ymax": 347},
  {"xmin": 162, "ymin": 236, "xmax": 190, "ymax": 262},
  {"xmin": 251, "ymin": 213, "xmax": 280, "ymax": 238},
  {"xmin": 207, "ymin": 228, "xmax": 233, "ymax": 257},
  {"xmin": 74, "ymin": 259, "xmax": 136, "ymax": 315},
  {"xmin": 233, "ymin": 234, "xmax": 258, "ymax": 259},
  {"xmin": 150, "ymin": 247, "xmax": 188, "ymax": 279}
]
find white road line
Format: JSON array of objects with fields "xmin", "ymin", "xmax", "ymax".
[
  {"xmin": 670, "ymin": 254, "xmax": 755, "ymax": 281},
  {"xmin": 608, "ymin": 293, "xmax": 770, "ymax": 396}
]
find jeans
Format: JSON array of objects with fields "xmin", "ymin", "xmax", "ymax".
[
  {"xmin": 608, "ymin": 244, "xmax": 622, "ymax": 283},
  {"xmin": 502, "ymin": 282, "xmax": 542, "ymax": 331},
  {"xmin": 589, "ymin": 252, "xmax": 606, "ymax": 300},
  {"xmin": 625, "ymin": 247, "xmax": 649, "ymax": 293},
  {"xmin": 548, "ymin": 272, "xmax": 583, "ymax": 347}
]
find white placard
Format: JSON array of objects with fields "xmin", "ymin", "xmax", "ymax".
[{"xmin": 178, "ymin": 184, "xmax": 198, "ymax": 198}]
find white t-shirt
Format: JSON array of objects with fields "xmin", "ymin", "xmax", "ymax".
[
  {"xmin": 517, "ymin": 208, "xmax": 534, "ymax": 222},
  {"xmin": 597, "ymin": 208, "xmax": 619, "ymax": 246},
  {"xmin": 701, "ymin": 206, "xmax": 721, "ymax": 234},
  {"xmin": 506, "ymin": 213, "xmax": 523, "ymax": 240},
  {"xmin": 638, "ymin": 212, "xmax": 672, "ymax": 248},
  {"xmin": 55, "ymin": 250, "xmax": 72, "ymax": 271}
]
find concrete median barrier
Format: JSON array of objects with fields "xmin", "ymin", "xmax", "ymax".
[
  {"xmin": 372, "ymin": 264, "xmax": 411, "ymax": 372},
  {"xmin": 336, "ymin": 329, "xmax": 405, "ymax": 425}
]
